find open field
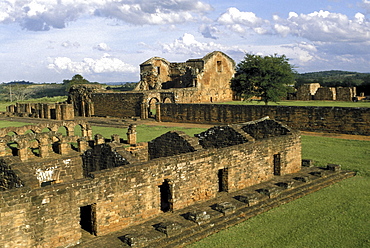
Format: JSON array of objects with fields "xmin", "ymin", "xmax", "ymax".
[{"xmin": 220, "ymin": 100, "xmax": 370, "ymax": 108}]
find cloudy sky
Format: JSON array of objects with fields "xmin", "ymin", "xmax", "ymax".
[{"xmin": 1, "ymin": 0, "xmax": 370, "ymax": 83}]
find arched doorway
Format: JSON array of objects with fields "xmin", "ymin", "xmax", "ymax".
[{"xmin": 148, "ymin": 98, "xmax": 159, "ymax": 119}]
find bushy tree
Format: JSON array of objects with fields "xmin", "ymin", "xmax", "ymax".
[
  {"xmin": 231, "ymin": 53, "xmax": 296, "ymax": 105},
  {"xmin": 62, "ymin": 74, "xmax": 90, "ymax": 92}
]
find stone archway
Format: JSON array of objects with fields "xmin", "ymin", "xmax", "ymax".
[{"xmin": 148, "ymin": 97, "xmax": 159, "ymax": 118}]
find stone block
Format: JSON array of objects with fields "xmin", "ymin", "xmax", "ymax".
[
  {"xmin": 294, "ymin": 176, "xmax": 310, "ymax": 183},
  {"xmin": 327, "ymin": 164, "xmax": 341, "ymax": 172},
  {"xmin": 213, "ymin": 202, "xmax": 236, "ymax": 215},
  {"xmin": 235, "ymin": 193, "xmax": 263, "ymax": 206},
  {"xmin": 302, "ymin": 159, "xmax": 314, "ymax": 167},
  {"xmin": 257, "ymin": 187, "xmax": 282, "ymax": 198},
  {"xmin": 184, "ymin": 211, "xmax": 210, "ymax": 225},
  {"xmin": 153, "ymin": 221, "xmax": 183, "ymax": 237},
  {"xmin": 119, "ymin": 234, "xmax": 148, "ymax": 247},
  {"xmin": 276, "ymin": 180, "xmax": 295, "ymax": 189},
  {"xmin": 310, "ymin": 170, "xmax": 329, "ymax": 177}
]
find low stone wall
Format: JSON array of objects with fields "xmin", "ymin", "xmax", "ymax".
[
  {"xmin": 158, "ymin": 103, "xmax": 370, "ymax": 135},
  {"xmin": 0, "ymin": 130, "xmax": 300, "ymax": 248}
]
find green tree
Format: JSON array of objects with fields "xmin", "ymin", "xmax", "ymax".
[
  {"xmin": 62, "ymin": 74, "xmax": 90, "ymax": 92},
  {"xmin": 231, "ymin": 53, "xmax": 296, "ymax": 105}
]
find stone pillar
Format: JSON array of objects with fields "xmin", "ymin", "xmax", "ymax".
[
  {"xmin": 39, "ymin": 143, "xmax": 50, "ymax": 158},
  {"xmin": 111, "ymin": 134, "xmax": 120, "ymax": 143},
  {"xmin": 156, "ymin": 103, "xmax": 161, "ymax": 122},
  {"xmin": 0, "ymin": 142, "xmax": 7, "ymax": 156},
  {"xmin": 78, "ymin": 137, "xmax": 89, "ymax": 153},
  {"xmin": 18, "ymin": 141, "xmax": 28, "ymax": 161},
  {"xmin": 126, "ymin": 124, "xmax": 137, "ymax": 145},
  {"xmin": 61, "ymin": 104, "xmax": 74, "ymax": 120},
  {"xmin": 58, "ymin": 139, "xmax": 70, "ymax": 155},
  {"xmin": 55, "ymin": 104, "xmax": 62, "ymax": 120},
  {"xmin": 94, "ymin": 134, "xmax": 105, "ymax": 145},
  {"xmin": 141, "ymin": 103, "xmax": 148, "ymax": 119}
]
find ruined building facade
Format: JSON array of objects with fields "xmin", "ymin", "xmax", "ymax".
[
  {"xmin": 67, "ymin": 51, "xmax": 236, "ymax": 119},
  {"xmin": 0, "ymin": 118, "xmax": 301, "ymax": 248},
  {"xmin": 295, "ymin": 83, "xmax": 357, "ymax": 101}
]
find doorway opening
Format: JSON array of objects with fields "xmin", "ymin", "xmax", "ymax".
[
  {"xmin": 218, "ymin": 168, "xmax": 228, "ymax": 192},
  {"xmin": 159, "ymin": 179, "xmax": 173, "ymax": 212},
  {"xmin": 80, "ymin": 204, "xmax": 96, "ymax": 235},
  {"xmin": 273, "ymin": 153, "xmax": 281, "ymax": 176}
]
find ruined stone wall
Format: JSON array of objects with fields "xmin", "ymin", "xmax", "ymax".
[
  {"xmin": 296, "ymin": 83, "xmax": 320, "ymax": 100},
  {"xmin": 6, "ymin": 102, "xmax": 74, "ymax": 120},
  {"xmin": 159, "ymin": 103, "xmax": 370, "ymax": 135},
  {"xmin": 0, "ymin": 130, "xmax": 300, "ymax": 248},
  {"xmin": 337, "ymin": 87, "xmax": 356, "ymax": 101},
  {"xmin": 315, "ymin": 87, "xmax": 336, "ymax": 100},
  {"xmin": 92, "ymin": 93, "xmax": 144, "ymax": 118}
]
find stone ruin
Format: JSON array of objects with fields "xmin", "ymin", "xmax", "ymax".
[
  {"xmin": 1, "ymin": 117, "xmax": 305, "ymax": 247},
  {"xmin": 295, "ymin": 83, "xmax": 357, "ymax": 101},
  {"xmin": 64, "ymin": 51, "xmax": 236, "ymax": 119}
]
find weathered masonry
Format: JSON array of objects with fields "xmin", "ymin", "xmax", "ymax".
[
  {"xmin": 68, "ymin": 51, "xmax": 235, "ymax": 119},
  {"xmin": 0, "ymin": 117, "xmax": 301, "ymax": 248},
  {"xmin": 158, "ymin": 103, "xmax": 370, "ymax": 136},
  {"xmin": 5, "ymin": 102, "xmax": 74, "ymax": 120}
]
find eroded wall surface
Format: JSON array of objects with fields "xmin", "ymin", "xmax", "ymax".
[
  {"xmin": 0, "ymin": 120, "xmax": 301, "ymax": 248},
  {"xmin": 159, "ymin": 103, "xmax": 370, "ymax": 135}
]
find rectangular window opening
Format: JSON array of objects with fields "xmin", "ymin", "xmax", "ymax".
[{"xmin": 217, "ymin": 61, "xmax": 222, "ymax": 72}]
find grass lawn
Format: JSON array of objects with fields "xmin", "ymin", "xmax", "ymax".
[
  {"xmin": 219, "ymin": 100, "xmax": 370, "ymax": 108},
  {"xmin": 190, "ymin": 136, "xmax": 370, "ymax": 248},
  {"xmin": 0, "ymin": 120, "xmax": 33, "ymax": 129},
  {"xmin": 92, "ymin": 125, "xmax": 208, "ymax": 143}
]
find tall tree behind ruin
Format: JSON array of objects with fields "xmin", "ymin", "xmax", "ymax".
[{"xmin": 231, "ymin": 53, "xmax": 295, "ymax": 105}]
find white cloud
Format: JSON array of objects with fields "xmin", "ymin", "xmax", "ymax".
[
  {"xmin": 0, "ymin": 0, "xmax": 213, "ymax": 31},
  {"xmin": 48, "ymin": 54, "xmax": 138, "ymax": 74},
  {"xmin": 94, "ymin": 42, "xmax": 110, "ymax": 51},
  {"xmin": 217, "ymin": 7, "xmax": 269, "ymax": 34},
  {"xmin": 161, "ymin": 33, "xmax": 244, "ymax": 56},
  {"xmin": 274, "ymin": 10, "xmax": 370, "ymax": 42},
  {"xmin": 61, "ymin": 41, "xmax": 80, "ymax": 48}
]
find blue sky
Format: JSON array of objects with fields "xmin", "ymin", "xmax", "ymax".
[{"xmin": 1, "ymin": 0, "xmax": 370, "ymax": 83}]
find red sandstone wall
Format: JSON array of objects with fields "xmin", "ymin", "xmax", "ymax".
[
  {"xmin": 0, "ymin": 133, "xmax": 300, "ymax": 248},
  {"xmin": 159, "ymin": 103, "xmax": 370, "ymax": 135}
]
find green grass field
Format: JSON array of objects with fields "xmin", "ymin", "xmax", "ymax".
[
  {"xmin": 190, "ymin": 136, "xmax": 370, "ymax": 248},
  {"xmin": 220, "ymin": 100, "xmax": 370, "ymax": 108},
  {"xmin": 92, "ymin": 125, "xmax": 207, "ymax": 143}
]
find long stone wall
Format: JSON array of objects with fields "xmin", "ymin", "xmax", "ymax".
[
  {"xmin": 158, "ymin": 103, "xmax": 370, "ymax": 135},
  {"xmin": 92, "ymin": 93, "xmax": 145, "ymax": 118},
  {"xmin": 0, "ymin": 124, "xmax": 300, "ymax": 248}
]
